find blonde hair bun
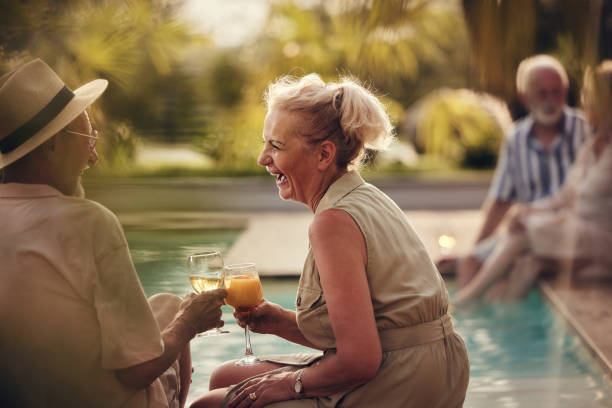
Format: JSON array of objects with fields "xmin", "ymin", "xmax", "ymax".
[{"xmin": 265, "ymin": 73, "xmax": 394, "ymax": 168}]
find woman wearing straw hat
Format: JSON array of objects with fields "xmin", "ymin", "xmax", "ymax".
[{"xmin": 0, "ymin": 59, "xmax": 226, "ymax": 407}]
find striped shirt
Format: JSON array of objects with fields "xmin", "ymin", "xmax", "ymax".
[{"xmin": 489, "ymin": 106, "xmax": 590, "ymax": 204}]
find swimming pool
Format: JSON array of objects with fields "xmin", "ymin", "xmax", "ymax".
[{"xmin": 126, "ymin": 227, "xmax": 612, "ymax": 407}]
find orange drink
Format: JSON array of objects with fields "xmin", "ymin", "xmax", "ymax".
[
  {"xmin": 225, "ymin": 274, "xmax": 263, "ymax": 311},
  {"xmin": 224, "ymin": 262, "xmax": 262, "ymax": 366}
]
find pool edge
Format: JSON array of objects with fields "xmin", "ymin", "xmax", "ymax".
[{"xmin": 539, "ymin": 280, "xmax": 612, "ymax": 383}]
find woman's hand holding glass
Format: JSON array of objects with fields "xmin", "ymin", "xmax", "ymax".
[{"xmin": 232, "ymin": 299, "xmax": 283, "ymax": 335}]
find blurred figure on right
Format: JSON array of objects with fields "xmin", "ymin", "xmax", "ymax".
[
  {"xmin": 454, "ymin": 60, "xmax": 612, "ymax": 303},
  {"xmin": 438, "ymin": 55, "xmax": 590, "ymax": 288}
]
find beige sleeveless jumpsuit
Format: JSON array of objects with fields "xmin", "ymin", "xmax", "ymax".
[{"xmin": 223, "ymin": 171, "xmax": 470, "ymax": 407}]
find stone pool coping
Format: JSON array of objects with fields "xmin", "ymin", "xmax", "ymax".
[{"xmin": 539, "ymin": 278, "xmax": 612, "ymax": 382}]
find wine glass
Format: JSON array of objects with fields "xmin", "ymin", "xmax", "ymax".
[
  {"xmin": 187, "ymin": 250, "xmax": 229, "ymax": 336},
  {"xmin": 224, "ymin": 262, "xmax": 263, "ymax": 366}
]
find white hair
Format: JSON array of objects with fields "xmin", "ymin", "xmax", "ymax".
[
  {"xmin": 265, "ymin": 73, "xmax": 394, "ymax": 168},
  {"xmin": 516, "ymin": 55, "xmax": 569, "ymax": 95}
]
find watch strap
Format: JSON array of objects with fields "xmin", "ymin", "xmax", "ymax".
[{"xmin": 295, "ymin": 368, "xmax": 306, "ymax": 397}]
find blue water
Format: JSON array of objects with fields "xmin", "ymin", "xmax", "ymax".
[{"xmin": 126, "ymin": 227, "xmax": 612, "ymax": 407}]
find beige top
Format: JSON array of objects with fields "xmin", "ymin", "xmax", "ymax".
[
  {"xmin": 528, "ymin": 138, "xmax": 612, "ymax": 265},
  {"xmin": 297, "ymin": 171, "xmax": 450, "ymax": 346},
  {"xmin": 0, "ymin": 183, "xmax": 169, "ymax": 408},
  {"xmin": 225, "ymin": 171, "xmax": 470, "ymax": 408}
]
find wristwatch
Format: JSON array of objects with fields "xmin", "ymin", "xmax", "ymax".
[{"xmin": 294, "ymin": 368, "xmax": 305, "ymax": 397}]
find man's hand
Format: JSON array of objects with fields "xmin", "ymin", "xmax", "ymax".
[
  {"xmin": 115, "ymin": 290, "xmax": 226, "ymax": 390},
  {"xmin": 176, "ymin": 289, "xmax": 226, "ymax": 336}
]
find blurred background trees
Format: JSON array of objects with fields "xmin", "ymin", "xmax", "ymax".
[
  {"xmin": 1, "ymin": 0, "xmax": 209, "ymax": 169},
  {"xmin": 462, "ymin": 0, "xmax": 609, "ymax": 117},
  {"xmin": 1, "ymin": 0, "xmax": 610, "ymax": 176}
]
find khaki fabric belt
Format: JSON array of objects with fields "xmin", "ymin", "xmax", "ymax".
[{"xmin": 378, "ymin": 314, "xmax": 455, "ymax": 352}]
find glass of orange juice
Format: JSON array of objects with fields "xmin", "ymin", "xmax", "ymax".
[{"xmin": 224, "ymin": 263, "xmax": 263, "ymax": 366}]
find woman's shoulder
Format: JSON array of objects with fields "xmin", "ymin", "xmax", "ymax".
[{"xmin": 310, "ymin": 208, "xmax": 358, "ymax": 239}]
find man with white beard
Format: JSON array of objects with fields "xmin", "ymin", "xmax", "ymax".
[{"xmin": 440, "ymin": 55, "xmax": 590, "ymax": 288}]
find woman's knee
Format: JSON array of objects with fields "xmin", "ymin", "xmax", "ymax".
[
  {"xmin": 209, "ymin": 361, "xmax": 243, "ymax": 390},
  {"xmin": 209, "ymin": 361, "xmax": 284, "ymax": 390},
  {"xmin": 190, "ymin": 388, "xmax": 227, "ymax": 408},
  {"xmin": 502, "ymin": 232, "xmax": 529, "ymax": 255}
]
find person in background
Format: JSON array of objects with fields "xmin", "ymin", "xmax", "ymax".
[
  {"xmin": 437, "ymin": 54, "xmax": 590, "ymax": 291},
  {"xmin": 191, "ymin": 73, "xmax": 469, "ymax": 408},
  {"xmin": 0, "ymin": 59, "xmax": 226, "ymax": 407},
  {"xmin": 454, "ymin": 60, "xmax": 612, "ymax": 303}
]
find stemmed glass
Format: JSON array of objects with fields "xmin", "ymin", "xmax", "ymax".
[
  {"xmin": 224, "ymin": 263, "xmax": 263, "ymax": 366},
  {"xmin": 187, "ymin": 250, "xmax": 229, "ymax": 336}
]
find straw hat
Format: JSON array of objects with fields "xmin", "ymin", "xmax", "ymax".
[{"xmin": 0, "ymin": 59, "xmax": 108, "ymax": 169}]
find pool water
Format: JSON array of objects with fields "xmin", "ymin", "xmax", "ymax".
[
  {"xmin": 453, "ymin": 290, "xmax": 612, "ymax": 407},
  {"xmin": 126, "ymin": 228, "xmax": 612, "ymax": 407},
  {"xmin": 126, "ymin": 228, "xmax": 314, "ymax": 404}
]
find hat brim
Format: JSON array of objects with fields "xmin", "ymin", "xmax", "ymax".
[{"xmin": 0, "ymin": 78, "xmax": 108, "ymax": 169}]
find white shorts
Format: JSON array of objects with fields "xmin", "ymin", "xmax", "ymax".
[{"xmin": 471, "ymin": 235, "xmax": 501, "ymax": 262}]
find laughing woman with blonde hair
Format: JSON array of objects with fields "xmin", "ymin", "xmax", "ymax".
[{"xmin": 191, "ymin": 73, "xmax": 470, "ymax": 408}]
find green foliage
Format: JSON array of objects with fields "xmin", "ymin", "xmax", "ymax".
[
  {"xmin": 206, "ymin": 53, "xmax": 248, "ymax": 108},
  {"xmin": 462, "ymin": 0, "xmax": 537, "ymax": 102},
  {"xmin": 203, "ymin": 0, "xmax": 473, "ymax": 172},
  {"xmin": 0, "ymin": 0, "xmax": 209, "ymax": 162},
  {"xmin": 94, "ymin": 121, "xmax": 141, "ymax": 172},
  {"xmin": 198, "ymin": 102, "xmax": 267, "ymax": 173},
  {"xmin": 416, "ymin": 90, "xmax": 507, "ymax": 169},
  {"xmin": 249, "ymin": 0, "xmax": 470, "ymax": 107},
  {"xmin": 461, "ymin": 0, "xmax": 605, "ymax": 112},
  {"xmin": 2, "ymin": 0, "xmax": 607, "ymax": 176}
]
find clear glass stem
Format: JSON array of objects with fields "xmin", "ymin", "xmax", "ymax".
[
  {"xmin": 235, "ymin": 313, "xmax": 260, "ymax": 366},
  {"xmin": 244, "ymin": 325, "xmax": 254, "ymax": 358}
]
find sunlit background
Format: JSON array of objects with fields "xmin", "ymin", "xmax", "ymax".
[
  {"xmin": 2, "ymin": 0, "xmax": 609, "ymax": 178},
  {"xmin": 2, "ymin": 0, "xmax": 612, "ymax": 406}
]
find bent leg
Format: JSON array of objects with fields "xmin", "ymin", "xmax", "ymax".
[
  {"xmin": 190, "ymin": 388, "xmax": 227, "ymax": 408},
  {"xmin": 456, "ymin": 255, "xmax": 482, "ymax": 288},
  {"xmin": 149, "ymin": 293, "xmax": 182, "ymax": 329},
  {"xmin": 454, "ymin": 233, "xmax": 529, "ymax": 303},
  {"xmin": 483, "ymin": 278, "xmax": 509, "ymax": 302},
  {"xmin": 502, "ymin": 255, "xmax": 542, "ymax": 300},
  {"xmin": 209, "ymin": 360, "xmax": 285, "ymax": 390},
  {"xmin": 149, "ymin": 293, "xmax": 192, "ymax": 408},
  {"xmin": 190, "ymin": 361, "xmax": 287, "ymax": 408}
]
